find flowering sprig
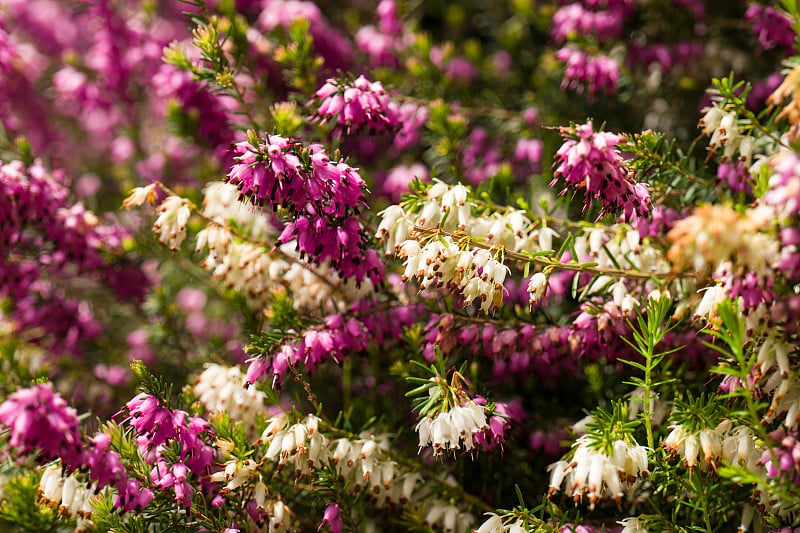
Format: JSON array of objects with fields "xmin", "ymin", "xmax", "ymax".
[
  {"xmin": 309, "ymin": 75, "xmax": 400, "ymax": 136},
  {"xmin": 227, "ymin": 134, "xmax": 384, "ymax": 284},
  {"xmin": 551, "ymin": 121, "xmax": 651, "ymax": 223}
]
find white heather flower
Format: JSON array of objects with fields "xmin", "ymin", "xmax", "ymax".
[
  {"xmin": 618, "ymin": 517, "xmax": 648, "ymax": 533},
  {"xmin": 260, "ymin": 415, "xmax": 328, "ymax": 478},
  {"xmin": 38, "ymin": 465, "xmax": 97, "ymax": 522},
  {"xmin": 693, "ymin": 285, "xmax": 728, "ymax": 319},
  {"xmin": 528, "ymin": 272, "xmax": 548, "ymax": 303},
  {"xmin": 547, "ymin": 435, "xmax": 648, "ymax": 506},
  {"xmin": 153, "ymin": 196, "xmax": 191, "ymax": 249},
  {"xmin": 663, "ymin": 420, "xmax": 732, "ymax": 469},
  {"xmin": 475, "ymin": 513, "xmax": 503, "ymax": 533},
  {"xmin": 122, "ymin": 183, "xmax": 158, "ymax": 208},
  {"xmin": 423, "ymin": 500, "xmax": 474, "ymax": 533},
  {"xmin": 194, "ymin": 364, "xmax": 266, "ymax": 435},
  {"xmin": 416, "ymin": 400, "xmax": 488, "ymax": 456}
]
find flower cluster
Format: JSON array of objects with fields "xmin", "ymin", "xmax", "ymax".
[
  {"xmin": 555, "ymin": 48, "xmax": 619, "ymax": 96},
  {"xmin": 1, "ymin": 160, "xmax": 146, "ymax": 355},
  {"xmin": 552, "ymin": 122, "xmax": 651, "ymax": 222},
  {"xmin": 310, "ymin": 75, "xmax": 399, "ymax": 135},
  {"xmin": 416, "ymin": 400, "xmax": 488, "ymax": 456},
  {"xmin": 245, "ymin": 302, "xmax": 420, "ymax": 387},
  {"xmin": 0, "ymin": 383, "xmax": 84, "ymax": 468},
  {"xmin": 548, "ymin": 435, "xmax": 649, "ymax": 506},
  {"xmin": 193, "ymin": 364, "xmax": 267, "ymax": 435},
  {"xmin": 227, "ymin": 136, "xmax": 384, "ymax": 283},
  {"xmin": 551, "ymin": 0, "xmax": 633, "ymax": 44},
  {"xmin": 125, "ymin": 394, "xmax": 217, "ymax": 507}
]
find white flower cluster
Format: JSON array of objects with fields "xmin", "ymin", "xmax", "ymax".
[
  {"xmin": 210, "ymin": 458, "xmax": 258, "ymax": 492},
  {"xmin": 377, "ymin": 181, "xmax": 554, "ymax": 312},
  {"xmin": 663, "ymin": 420, "xmax": 762, "ymax": 471},
  {"xmin": 618, "ymin": 517, "xmax": 649, "ymax": 533},
  {"xmin": 416, "ymin": 400, "xmax": 488, "ymax": 456},
  {"xmin": 699, "ymin": 104, "xmax": 755, "ymax": 166},
  {"xmin": 153, "ymin": 195, "xmax": 191, "ymax": 250},
  {"xmin": 39, "ymin": 463, "xmax": 97, "ymax": 530},
  {"xmin": 397, "ymin": 236, "xmax": 509, "ymax": 313},
  {"xmin": 423, "ymin": 499, "xmax": 475, "ymax": 533},
  {"xmin": 198, "ymin": 182, "xmax": 371, "ymax": 313},
  {"xmin": 259, "ymin": 413, "xmax": 327, "ymax": 479},
  {"xmin": 547, "ymin": 436, "xmax": 649, "ymax": 506},
  {"xmin": 757, "ymin": 335, "xmax": 800, "ymax": 428},
  {"xmin": 194, "ymin": 364, "xmax": 267, "ymax": 434}
]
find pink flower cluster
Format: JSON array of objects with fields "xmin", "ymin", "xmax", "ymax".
[
  {"xmin": 0, "ymin": 383, "xmax": 84, "ymax": 467},
  {"xmin": 245, "ymin": 303, "xmax": 421, "ymax": 387},
  {"xmin": 552, "ymin": 121, "xmax": 651, "ymax": 222},
  {"xmin": 0, "ymin": 384, "xmax": 154, "ymax": 511},
  {"xmin": 227, "ymin": 136, "xmax": 384, "ymax": 283},
  {"xmin": 555, "ymin": 47, "xmax": 619, "ymax": 96},
  {"xmin": 0, "ymin": 160, "xmax": 147, "ymax": 355},
  {"xmin": 355, "ymin": 0, "xmax": 410, "ymax": 68},
  {"xmin": 551, "ymin": 0, "xmax": 633, "ymax": 44},
  {"xmin": 761, "ymin": 430, "xmax": 800, "ymax": 485},
  {"xmin": 126, "ymin": 393, "xmax": 217, "ymax": 508},
  {"xmin": 311, "ymin": 75, "xmax": 399, "ymax": 135},
  {"xmin": 746, "ymin": 3, "xmax": 796, "ymax": 53},
  {"xmin": 472, "ymin": 398, "xmax": 525, "ymax": 451}
]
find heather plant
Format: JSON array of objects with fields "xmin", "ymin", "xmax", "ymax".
[{"xmin": 2, "ymin": 0, "xmax": 800, "ymax": 532}]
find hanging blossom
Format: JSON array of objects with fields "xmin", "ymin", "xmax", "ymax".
[
  {"xmin": 125, "ymin": 393, "xmax": 217, "ymax": 508},
  {"xmin": 0, "ymin": 384, "xmax": 154, "ymax": 512},
  {"xmin": 0, "ymin": 383, "xmax": 85, "ymax": 469},
  {"xmin": 664, "ymin": 419, "xmax": 762, "ymax": 471},
  {"xmin": 551, "ymin": 0, "xmax": 633, "ymax": 44},
  {"xmin": 698, "ymin": 104, "xmax": 756, "ymax": 167},
  {"xmin": 310, "ymin": 75, "xmax": 399, "ymax": 135},
  {"xmin": 552, "ymin": 122, "xmax": 651, "ymax": 223},
  {"xmin": 192, "ymin": 182, "xmax": 372, "ymax": 314},
  {"xmin": 38, "ymin": 463, "xmax": 98, "ymax": 530},
  {"xmin": 245, "ymin": 302, "xmax": 421, "ymax": 388},
  {"xmin": 416, "ymin": 399, "xmax": 489, "ymax": 457},
  {"xmin": 376, "ymin": 180, "xmax": 554, "ymax": 313},
  {"xmin": 194, "ymin": 364, "xmax": 268, "ymax": 436},
  {"xmin": 745, "ymin": 3, "xmax": 795, "ymax": 53},
  {"xmin": 547, "ymin": 415, "xmax": 649, "ymax": 508},
  {"xmin": 226, "ymin": 135, "xmax": 384, "ymax": 284},
  {"xmin": 555, "ymin": 47, "xmax": 619, "ymax": 96}
]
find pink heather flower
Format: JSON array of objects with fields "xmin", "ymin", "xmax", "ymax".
[
  {"xmin": 382, "ymin": 163, "xmax": 430, "ymax": 201},
  {"xmin": 126, "ymin": 394, "xmax": 217, "ymax": 507},
  {"xmin": 311, "ymin": 75, "xmax": 399, "ymax": 135},
  {"xmin": 227, "ymin": 137, "xmax": 384, "ymax": 283},
  {"xmin": 552, "ymin": 121, "xmax": 651, "ymax": 222},
  {"xmin": 392, "ymin": 102, "xmax": 429, "ymax": 152},
  {"xmin": 717, "ymin": 161, "xmax": 752, "ymax": 194},
  {"xmin": 746, "ymin": 4, "xmax": 795, "ymax": 53},
  {"xmin": 319, "ymin": 502, "xmax": 343, "ymax": 533},
  {"xmin": 0, "ymin": 383, "xmax": 84, "ymax": 468},
  {"xmin": 555, "ymin": 47, "xmax": 619, "ymax": 96},
  {"xmin": 551, "ymin": 1, "xmax": 632, "ymax": 44},
  {"xmin": 247, "ymin": 303, "xmax": 422, "ymax": 387}
]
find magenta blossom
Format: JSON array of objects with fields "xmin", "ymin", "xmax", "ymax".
[
  {"xmin": 552, "ymin": 121, "xmax": 651, "ymax": 223},
  {"xmin": 310, "ymin": 75, "xmax": 399, "ymax": 135},
  {"xmin": 319, "ymin": 502, "xmax": 343, "ymax": 533}
]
